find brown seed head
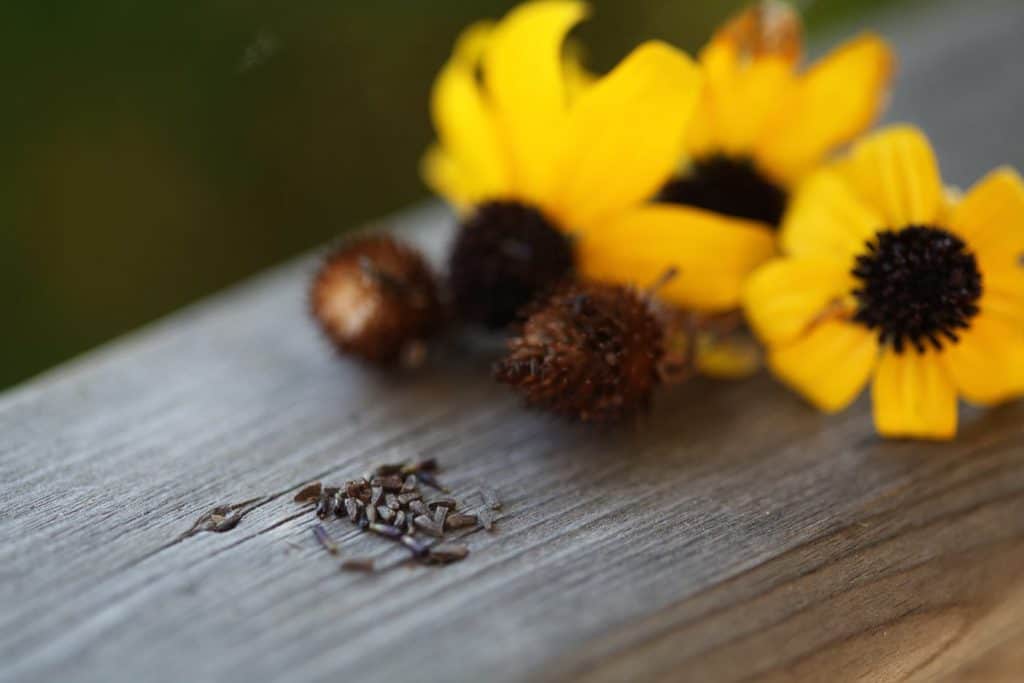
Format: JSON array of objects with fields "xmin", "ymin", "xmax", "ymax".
[
  {"xmin": 494, "ymin": 281, "xmax": 663, "ymax": 423},
  {"xmin": 448, "ymin": 201, "xmax": 574, "ymax": 329},
  {"xmin": 310, "ymin": 236, "xmax": 442, "ymax": 365}
]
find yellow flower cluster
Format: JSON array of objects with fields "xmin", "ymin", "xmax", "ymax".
[{"xmin": 422, "ymin": 0, "xmax": 1024, "ymax": 440}]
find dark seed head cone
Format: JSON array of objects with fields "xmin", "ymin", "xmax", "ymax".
[
  {"xmin": 852, "ymin": 225, "xmax": 982, "ymax": 353},
  {"xmin": 310, "ymin": 235, "xmax": 443, "ymax": 365},
  {"xmin": 657, "ymin": 155, "xmax": 788, "ymax": 227},
  {"xmin": 494, "ymin": 281, "xmax": 663, "ymax": 424},
  {"xmin": 448, "ymin": 201, "xmax": 575, "ymax": 329}
]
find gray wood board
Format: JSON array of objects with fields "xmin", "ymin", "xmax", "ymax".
[{"xmin": 3, "ymin": 0, "xmax": 1024, "ymax": 681}]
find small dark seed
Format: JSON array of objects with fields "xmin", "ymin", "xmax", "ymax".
[
  {"xmin": 445, "ymin": 513, "xmax": 477, "ymax": 530},
  {"xmin": 369, "ymin": 523, "xmax": 402, "ymax": 539},
  {"xmin": 293, "ymin": 482, "xmax": 322, "ymax": 504},
  {"xmin": 341, "ymin": 557, "xmax": 375, "ymax": 572},
  {"xmin": 312, "ymin": 524, "xmax": 338, "ymax": 555},
  {"xmin": 400, "ymin": 534, "xmax": 429, "ymax": 558},
  {"xmin": 315, "ymin": 494, "xmax": 336, "ymax": 520},
  {"xmin": 370, "ymin": 485, "xmax": 383, "ymax": 506},
  {"xmin": 397, "ymin": 492, "xmax": 422, "ymax": 505},
  {"xmin": 374, "ymin": 463, "xmax": 404, "ymax": 477},
  {"xmin": 427, "ymin": 542, "xmax": 469, "ymax": 563},
  {"xmin": 427, "ymin": 496, "xmax": 457, "ymax": 510},
  {"xmin": 433, "ymin": 505, "xmax": 449, "ymax": 528},
  {"xmin": 379, "ymin": 475, "xmax": 404, "ymax": 491},
  {"xmin": 414, "ymin": 515, "xmax": 443, "ymax": 537},
  {"xmin": 344, "ymin": 497, "xmax": 360, "ymax": 523},
  {"xmin": 409, "ymin": 500, "xmax": 429, "ymax": 517},
  {"xmin": 401, "ymin": 475, "xmax": 418, "ymax": 493},
  {"xmin": 385, "ymin": 493, "xmax": 401, "ymax": 510},
  {"xmin": 416, "ymin": 471, "xmax": 448, "ymax": 492},
  {"xmin": 394, "ymin": 510, "xmax": 406, "ymax": 529}
]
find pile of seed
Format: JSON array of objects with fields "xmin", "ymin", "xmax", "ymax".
[{"xmin": 294, "ymin": 459, "xmax": 500, "ymax": 571}]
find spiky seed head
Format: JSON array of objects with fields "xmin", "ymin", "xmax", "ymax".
[{"xmin": 494, "ymin": 281, "xmax": 663, "ymax": 423}]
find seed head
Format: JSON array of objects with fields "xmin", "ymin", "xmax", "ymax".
[
  {"xmin": 448, "ymin": 201, "xmax": 574, "ymax": 329},
  {"xmin": 310, "ymin": 235, "xmax": 442, "ymax": 365},
  {"xmin": 494, "ymin": 281, "xmax": 663, "ymax": 423},
  {"xmin": 852, "ymin": 225, "xmax": 982, "ymax": 353}
]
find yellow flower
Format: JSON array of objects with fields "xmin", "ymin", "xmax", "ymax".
[
  {"xmin": 580, "ymin": 1, "xmax": 893, "ymax": 313},
  {"xmin": 744, "ymin": 126, "xmax": 1024, "ymax": 440},
  {"xmin": 423, "ymin": 1, "xmax": 784, "ymax": 330},
  {"xmin": 422, "ymin": 1, "xmax": 701, "ymax": 228}
]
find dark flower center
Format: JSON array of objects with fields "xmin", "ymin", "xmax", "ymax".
[
  {"xmin": 657, "ymin": 155, "xmax": 788, "ymax": 227},
  {"xmin": 852, "ymin": 225, "xmax": 982, "ymax": 353},
  {"xmin": 449, "ymin": 201, "xmax": 574, "ymax": 329}
]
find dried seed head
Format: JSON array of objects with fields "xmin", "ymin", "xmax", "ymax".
[
  {"xmin": 311, "ymin": 235, "xmax": 443, "ymax": 365},
  {"xmin": 494, "ymin": 281, "xmax": 663, "ymax": 423},
  {"xmin": 448, "ymin": 201, "xmax": 574, "ymax": 329}
]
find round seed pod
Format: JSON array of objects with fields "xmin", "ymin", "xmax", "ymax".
[
  {"xmin": 448, "ymin": 201, "xmax": 574, "ymax": 329},
  {"xmin": 494, "ymin": 281, "xmax": 663, "ymax": 423},
  {"xmin": 310, "ymin": 236, "xmax": 442, "ymax": 365}
]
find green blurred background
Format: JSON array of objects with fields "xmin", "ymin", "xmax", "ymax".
[{"xmin": 1, "ymin": 0, "xmax": 905, "ymax": 389}]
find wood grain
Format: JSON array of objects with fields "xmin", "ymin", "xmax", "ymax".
[{"xmin": 3, "ymin": 1, "xmax": 1024, "ymax": 681}]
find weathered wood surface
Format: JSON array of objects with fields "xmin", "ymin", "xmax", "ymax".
[{"xmin": 3, "ymin": 1, "xmax": 1024, "ymax": 681}]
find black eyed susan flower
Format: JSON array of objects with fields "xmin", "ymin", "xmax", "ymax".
[
  {"xmin": 744, "ymin": 126, "xmax": 1024, "ymax": 439},
  {"xmin": 578, "ymin": 0, "xmax": 893, "ymax": 314},
  {"xmin": 422, "ymin": 1, "xmax": 731, "ymax": 327}
]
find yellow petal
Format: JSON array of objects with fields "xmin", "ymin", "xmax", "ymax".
[
  {"xmin": 484, "ymin": 0, "xmax": 588, "ymax": 201},
  {"xmin": 743, "ymin": 257, "xmax": 855, "ymax": 347},
  {"xmin": 451, "ymin": 18, "xmax": 494, "ymax": 64},
  {"xmin": 949, "ymin": 167, "xmax": 1024, "ymax": 273},
  {"xmin": 836, "ymin": 125, "xmax": 944, "ymax": 227},
  {"xmin": 781, "ymin": 168, "xmax": 885, "ymax": 259},
  {"xmin": 429, "ymin": 21, "xmax": 508, "ymax": 203},
  {"xmin": 757, "ymin": 34, "xmax": 894, "ymax": 185},
  {"xmin": 690, "ymin": 39, "xmax": 796, "ymax": 159},
  {"xmin": 871, "ymin": 347, "xmax": 957, "ymax": 440},
  {"xmin": 547, "ymin": 41, "xmax": 703, "ymax": 229},
  {"xmin": 709, "ymin": 0, "xmax": 803, "ymax": 65},
  {"xmin": 562, "ymin": 39, "xmax": 597, "ymax": 103},
  {"xmin": 420, "ymin": 145, "xmax": 477, "ymax": 210},
  {"xmin": 768, "ymin": 320, "xmax": 876, "ymax": 413},
  {"xmin": 983, "ymin": 271, "xmax": 1024, "ymax": 328},
  {"xmin": 696, "ymin": 334, "xmax": 761, "ymax": 379},
  {"xmin": 578, "ymin": 204, "xmax": 776, "ymax": 312},
  {"xmin": 944, "ymin": 313, "xmax": 1024, "ymax": 406}
]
